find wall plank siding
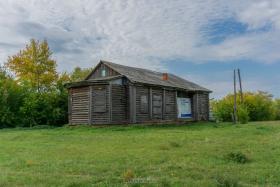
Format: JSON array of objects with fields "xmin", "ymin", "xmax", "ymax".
[
  {"xmin": 112, "ymin": 85, "xmax": 128, "ymax": 123},
  {"xmin": 87, "ymin": 63, "xmax": 120, "ymax": 80},
  {"xmin": 91, "ymin": 85, "xmax": 110, "ymax": 124},
  {"xmin": 69, "ymin": 83, "xmax": 209, "ymax": 125},
  {"xmin": 70, "ymin": 87, "xmax": 90, "ymax": 124},
  {"xmin": 135, "ymin": 86, "xmax": 150, "ymax": 122},
  {"xmin": 192, "ymin": 92, "xmax": 209, "ymax": 121},
  {"xmin": 152, "ymin": 88, "xmax": 163, "ymax": 120},
  {"xmin": 129, "ymin": 85, "xmax": 137, "ymax": 123},
  {"xmin": 164, "ymin": 90, "xmax": 177, "ymax": 120}
]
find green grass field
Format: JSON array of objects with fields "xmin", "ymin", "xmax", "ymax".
[{"xmin": 1, "ymin": 121, "xmax": 280, "ymax": 187}]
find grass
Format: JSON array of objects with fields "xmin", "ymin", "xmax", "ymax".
[{"xmin": 0, "ymin": 121, "xmax": 280, "ymax": 186}]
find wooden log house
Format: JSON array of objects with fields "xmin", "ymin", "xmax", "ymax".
[{"xmin": 66, "ymin": 60, "xmax": 211, "ymax": 125}]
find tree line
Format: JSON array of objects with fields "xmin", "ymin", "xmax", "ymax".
[{"xmin": 0, "ymin": 39, "xmax": 92, "ymax": 128}]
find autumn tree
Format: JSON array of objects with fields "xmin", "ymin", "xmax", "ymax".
[{"xmin": 6, "ymin": 39, "xmax": 58, "ymax": 92}]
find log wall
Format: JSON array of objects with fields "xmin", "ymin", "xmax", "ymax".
[
  {"xmin": 68, "ymin": 84, "xmax": 210, "ymax": 125},
  {"xmin": 70, "ymin": 87, "xmax": 90, "ymax": 124},
  {"xmin": 135, "ymin": 86, "xmax": 150, "ymax": 122},
  {"xmin": 193, "ymin": 92, "xmax": 209, "ymax": 121},
  {"xmin": 164, "ymin": 90, "xmax": 177, "ymax": 120},
  {"xmin": 111, "ymin": 85, "xmax": 128, "ymax": 123},
  {"xmin": 91, "ymin": 85, "xmax": 110, "ymax": 124}
]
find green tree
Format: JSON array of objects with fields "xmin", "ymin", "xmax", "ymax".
[
  {"xmin": 275, "ymin": 99, "xmax": 280, "ymax": 120},
  {"xmin": 6, "ymin": 39, "xmax": 58, "ymax": 92},
  {"xmin": 70, "ymin": 67, "xmax": 92, "ymax": 81},
  {"xmin": 0, "ymin": 67, "xmax": 25, "ymax": 128}
]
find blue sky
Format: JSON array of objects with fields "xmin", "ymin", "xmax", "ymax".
[{"xmin": 0, "ymin": 0, "xmax": 279, "ymax": 98}]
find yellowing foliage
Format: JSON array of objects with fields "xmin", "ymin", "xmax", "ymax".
[{"xmin": 6, "ymin": 39, "xmax": 58, "ymax": 92}]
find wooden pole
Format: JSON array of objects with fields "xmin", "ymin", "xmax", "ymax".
[
  {"xmin": 233, "ymin": 69, "xmax": 237, "ymax": 124},
  {"xmin": 237, "ymin": 69, "xmax": 243, "ymax": 103}
]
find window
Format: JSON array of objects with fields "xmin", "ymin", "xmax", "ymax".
[
  {"xmin": 93, "ymin": 89, "xmax": 106, "ymax": 112},
  {"xmin": 101, "ymin": 69, "xmax": 106, "ymax": 77},
  {"xmin": 140, "ymin": 95, "xmax": 148, "ymax": 113},
  {"xmin": 152, "ymin": 94, "xmax": 162, "ymax": 115},
  {"xmin": 165, "ymin": 95, "xmax": 173, "ymax": 113}
]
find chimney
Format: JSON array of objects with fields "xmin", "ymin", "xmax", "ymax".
[{"xmin": 162, "ymin": 73, "xmax": 168, "ymax": 81}]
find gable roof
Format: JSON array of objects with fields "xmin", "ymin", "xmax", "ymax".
[{"xmin": 86, "ymin": 60, "xmax": 211, "ymax": 92}]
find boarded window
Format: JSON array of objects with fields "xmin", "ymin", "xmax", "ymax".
[
  {"xmin": 165, "ymin": 95, "xmax": 173, "ymax": 113},
  {"xmin": 93, "ymin": 89, "xmax": 106, "ymax": 112},
  {"xmin": 140, "ymin": 95, "xmax": 148, "ymax": 113},
  {"xmin": 165, "ymin": 105, "xmax": 173, "ymax": 113},
  {"xmin": 153, "ymin": 94, "xmax": 162, "ymax": 115}
]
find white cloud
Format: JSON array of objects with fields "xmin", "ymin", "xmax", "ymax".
[
  {"xmin": 2, "ymin": 0, "xmax": 279, "ymax": 70},
  {"xmin": 0, "ymin": 0, "xmax": 279, "ymax": 98}
]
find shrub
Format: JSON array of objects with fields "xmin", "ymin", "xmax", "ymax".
[
  {"xmin": 19, "ymin": 91, "xmax": 68, "ymax": 127},
  {"xmin": 237, "ymin": 105, "xmax": 249, "ymax": 124},
  {"xmin": 225, "ymin": 152, "xmax": 249, "ymax": 164},
  {"xmin": 0, "ymin": 70, "xmax": 26, "ymax": 128},
  {"xmin": 212, "ymin": 91, "xmax": 276, "ymax": 122}
]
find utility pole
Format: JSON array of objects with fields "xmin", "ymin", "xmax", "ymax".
[
  {"xmin": 237, "ymin": 69, "xmax": 243, "ymax": 103},
  {"xmin": 233, "ymin": 69, "xmax": 237, "ymax": 124}
]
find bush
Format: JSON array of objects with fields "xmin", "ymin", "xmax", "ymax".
[
  {"xmin": 0, "ymin": 70, "xmax": 26, "ymax": 128},
  {"xmin": 212, "ymin": 91, "xmax": 276, "ymax": 122},
  {"xmin": 19, "ymin": 91, "xmax": 68, "ymax": 127},
  {"xmin": 237, "ymin": 105, "xmax": 249, "ymax": 124}
]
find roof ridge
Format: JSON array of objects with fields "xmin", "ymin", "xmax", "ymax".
[{"xmin": 101, "ymin": 60, "xmax": 168, "ymax": 75}]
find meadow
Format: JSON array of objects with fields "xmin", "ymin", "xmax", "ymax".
[{"xmin": 0, "ymin": 121, "xmax": 280, "ymax": 186}]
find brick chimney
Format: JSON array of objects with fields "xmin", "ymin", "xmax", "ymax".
[{"xmin": 162, "ymin": 73, "xmax": 168, "ymax": 81}]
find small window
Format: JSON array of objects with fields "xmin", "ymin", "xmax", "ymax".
[
  {"xmin": 101, "ymin": 69, "xmax": 106, "ymax": 77},
  {"xmin": 140, "ymin": 95, "xmax": 148, "ymax": 113}
]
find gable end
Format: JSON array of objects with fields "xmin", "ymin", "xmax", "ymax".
[{"xmin": 85, "ymin": 61, "xmax": 120, "ymax": 80}]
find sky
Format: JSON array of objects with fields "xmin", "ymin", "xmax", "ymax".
[{"xmin": 0, "ymin": 0, "xmax": 279, "ymax": 99}]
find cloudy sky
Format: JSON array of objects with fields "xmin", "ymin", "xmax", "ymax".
[{"xmin": 0, "ymin": 0, "xmax": 279, "ymax": 98}]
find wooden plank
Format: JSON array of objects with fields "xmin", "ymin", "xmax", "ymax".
[
  {"xmin": 68, "ymin": 89, "xmax": 72, "ymax": 125},
  {"xmin": 108, "ymin": 84, "xmax": 112, "ymax": 123},
  {"xmin": 87, "ymin": 62, "xmax": 120, "ymax": 79},
  {"xmin": 89, "ymin": 86, "xmax": 92, "ymax": 125},
  {"xmin": 162, "ymin": 88, "xmax": 166, "ymax": 120},
  {"xmin": 196, "ymin": 93, "xmax": 199, "ymax": 121},
  {"xmin": 175, "ymin": 90, "xmax": 178, "ymax": 119},
  {"xmin": 129, "ymin": 85, "xmax": 136, "ymax": 123},
  {"xmin": 69, "ymin": 86, "xmax": 90, "ymax": 124},
  {"xmin": 149, "ymin": 87, "xmax": 152, "ymax": 120}
]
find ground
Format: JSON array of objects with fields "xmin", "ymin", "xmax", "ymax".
[{"xmin": 0, "ymin": 121, "xmax": 280, "ymax": 187}]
